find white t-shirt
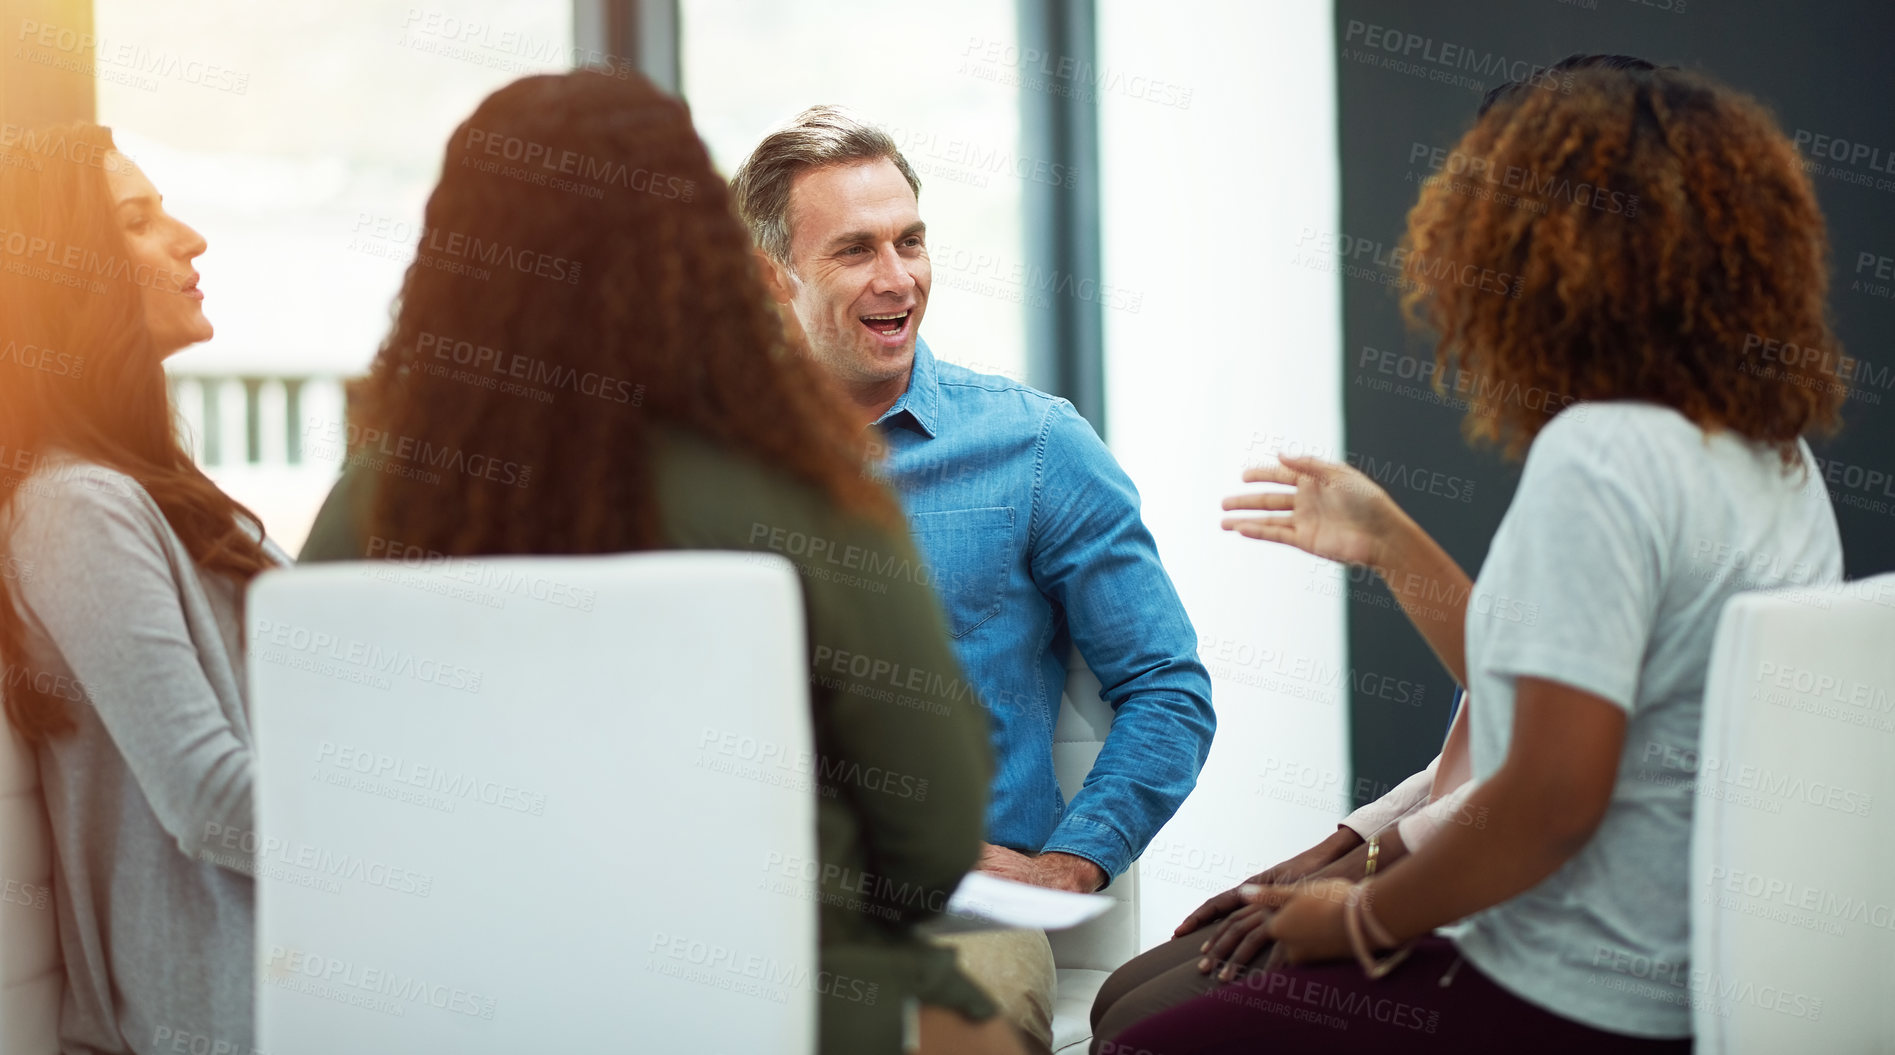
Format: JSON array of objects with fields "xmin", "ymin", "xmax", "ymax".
[{"xmin": 1452, "ymin": 401, "xmax": 1843, "ymax": 1037}]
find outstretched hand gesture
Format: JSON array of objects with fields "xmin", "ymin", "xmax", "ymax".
[{"xmin": 1220, "ymin": 454, "xmax": 1400, "ymax": 568}]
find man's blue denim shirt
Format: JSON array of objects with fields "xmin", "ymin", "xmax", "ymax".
[{"xmin": 870, "ymin": 339, "xmax": 1215, "ymax": 881}]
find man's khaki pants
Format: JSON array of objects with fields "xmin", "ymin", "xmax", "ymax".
[{"xmin": 933, "ymin": 928, "xmax": 1059, "ymax": 1055}]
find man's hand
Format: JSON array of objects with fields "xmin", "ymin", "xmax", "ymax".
[{"xmin": 977, "ymin": 844, "xmax": 1107, "ymax": 893}]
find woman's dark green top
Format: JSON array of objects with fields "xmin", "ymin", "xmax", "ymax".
[{"xmin": 298, "ymin": 427, "xmax": 997, "ymax": 1051}]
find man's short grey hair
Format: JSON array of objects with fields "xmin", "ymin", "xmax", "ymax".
[{"xmin": 730, "ymin": 105, "xmax": 922, "ymax": 266}]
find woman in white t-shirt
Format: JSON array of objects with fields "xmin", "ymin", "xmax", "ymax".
[{"xmin": 1108, "ymin": 62, "xmax": 1847, "ymax": 1054}]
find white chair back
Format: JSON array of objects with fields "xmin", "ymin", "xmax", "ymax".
[
  {"xmin": 1690, "ymin": 574, "xmax": 1895, "ymax": 1053},
  {"xmin": 0, "ymin": 725, "xmax": 59, "ymax": 1055},
  {"xmin": 1047, "ymin": 648, "xmax": 1140, "ymax": 1052},
  {"xmin": 249, "ymin": 553, "xmax": 816, "ymax": 1055}
]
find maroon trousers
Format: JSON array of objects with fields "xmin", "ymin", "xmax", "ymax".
[{"xmin": 1103, "ymin": 937, "xmax": 1694, "ymax": 1055}]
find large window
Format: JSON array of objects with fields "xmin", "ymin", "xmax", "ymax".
[
  {"xmin": 680, "ymin": 0, "xmax": 1031, "ymax": 385},
  {"xmin": 91, "ymin": 0, "xmax": 573, "ymax": 550}
]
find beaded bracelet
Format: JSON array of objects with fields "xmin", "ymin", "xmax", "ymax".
[{"xmin": 1343, "ymin": 881, "xmax": 1415, "ymax": 980}]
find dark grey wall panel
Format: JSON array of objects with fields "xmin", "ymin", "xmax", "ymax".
[{"xmin": 1336, "ymin": 0, "xmax": 1895, "ymax": 803}]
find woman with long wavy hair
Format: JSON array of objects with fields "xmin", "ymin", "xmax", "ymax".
[
  {"xmin": 1108, "ymin": 61, "xmax": 1846, "ymax": 1054},
  {"xmin": 298, "ymin": 71, "xmax": 1018, "ymax": 1055},
  {"xmin": 0, "ymin": 125, "xmax": 286, "ymax": 1053}
]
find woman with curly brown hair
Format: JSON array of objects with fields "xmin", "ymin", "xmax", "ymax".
[
  {"xmin": 297, "ymin": 71, "xmax": 1022, "ymax": 1055},
  {"xmin": 1, "ymin": 124, "xmax": 288, "ymax": 1054},
  {"xmin": 1106, "ymin": 58, "xmax": 1846, "ymax": 1054}
]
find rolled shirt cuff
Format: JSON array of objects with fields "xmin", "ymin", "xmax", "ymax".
[
  {"xmin": 1339, "ymin": 756, "xmax": 1440, "ymax": 838},
  {"xmin": 1039, "ymin": 815, "xmax": 1133, "ymax": 886}
]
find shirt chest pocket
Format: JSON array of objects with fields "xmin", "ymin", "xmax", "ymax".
[{"xmin": 907, "ymin": 507, "xmax": 1016, "ymax": 639}]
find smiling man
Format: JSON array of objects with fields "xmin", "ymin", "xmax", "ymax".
[{"xmin": 733, "ymin": 107, "xmax": 1214, "ymax": 1054}]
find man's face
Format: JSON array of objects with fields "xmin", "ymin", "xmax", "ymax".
[{"xmin": 780, "ymin": 158, "xmax": 930, "ymax": 388}]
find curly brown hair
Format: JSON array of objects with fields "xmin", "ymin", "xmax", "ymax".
[
  {"xmin": 1400, "ymin": 64, "xmax": 1843, "ymax": 462},
  {"xmin": 358, "ymin": 71, "xmax": 896, "ymax": 555}
]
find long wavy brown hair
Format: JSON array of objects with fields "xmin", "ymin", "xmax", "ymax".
[
  {"xmin": 1401, "ymin": 62, "xmax": 1843, "ymax": 462},
  {"xmin": 358, "ymin": 71, "xmax": 895, "ymax": 555},
  {"xmin": 0, "ymin": 124, "xmax": 272, "ymax": 739}
]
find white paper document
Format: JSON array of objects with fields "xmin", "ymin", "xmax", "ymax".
[{"xmin": 930, "ymin": 872, "xmax": 1116, "ymax": 934}]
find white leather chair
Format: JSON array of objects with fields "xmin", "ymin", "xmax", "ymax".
[
  {"xmin": 249, "ymin": 553, "xmax": 816, "ymax": 1054},
  {"xmin": 1047, "ymin": 650, "xmax": 1140, "ymax": 1053},
  {"xmin": 0, "ymin": 724, "xmax": 59, "ymax": 1055},
  {"xmin": 1690, "ymin": 574, "xmax": 1895, "ymax": 1053}
]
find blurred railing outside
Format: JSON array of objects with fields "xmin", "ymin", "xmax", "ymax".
[{"xmin": 167, "ymin": 373, "xmax": 351, "ymax": 549}]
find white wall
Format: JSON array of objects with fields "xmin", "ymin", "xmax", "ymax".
[{"xmin": 1096, "ymin": 0, "xmax": 1348, "ymax": 949}]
